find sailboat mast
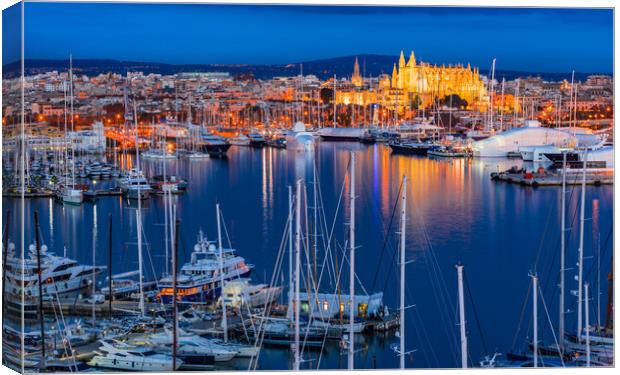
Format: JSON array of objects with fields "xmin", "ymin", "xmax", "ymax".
[
  {"xmin": 288, "ymin": 186, "xmax": 293, "ymax": 321},
  {"xmin": 69, "ymin": 55, "xmax": 75, "ymax": 189},
  {"xmin": 573, "ymin": 83, "xmax": 578, "ymax": 135},
  {"xmin": 348, "ymin": 152, "xmax": 356, "ymax": 370},
  {"xmin": 399, "ymin": 175, "xmax": 407, "ymax": 370},
  {"xmin": 164, "ymin": 181, "xmax": 169, "ymax": 276},
  {"xmin": 513, "ymin": 79, "xmax": 520, "ymax": 129},
  {"xmin": 499, "ymin": 78, "xmax": 505, "ymax": 131},
  {"xmin": 172, "ymin": 218, "xmax": 179, "ymax": 371},
  {"xmin": 216, "ymin": 204, "xmax": 228, "ymax": 342},
  {"xmin": 532, "ymin": 273, "xmax": 538, "ymax": 368},
  {"xmin": 333, "ymin": 75, "xmax": 337, "ymax": 128},
  {"xmin": 108, "ymin": 214, "xmax": 113, "ymax": 320},
  {"xmin": 585, "ymin": 282, "xmax": 591, "ymax": 367},
  {"xmin": 168, "ymin": 190, "xmax": 175, "ymax": 276},
  {"xmin": 2, "ymin": 210, "xmax": 11, "ymax": 324},
  {"xmin": 34, "ymin": 211, "xmax": 46, "ymax": 368},
  {"xmin": 577, "ymin": 151, "xmax": 588, "ymax": 341},
  {"xmin": 490, "ymin": 59, "xmax": 496, "ymax": 130},
  {"xmin": 559, "ymin": 152, "xmax": 567, "ymax": 350},
  {"xmin": 293, "ymin": 179, "xmax": 302, "ymax": 371},
  {"xmin": 134, "ymin": 102, "xmax": 145, "ymax": 316},
  {"xmin": 312, "ymin": 163, "xmax": 318, "ymax": 288},
  {"xmin": 457, "ymin": 264, "xmax": 467, "ymax": 369},
  {"xmin": 92, "ymin": 206, "xmax": 97, "ymax": 326},
  {"xmin": 63, "ymin": 82, "xmax": 68, "ymax": 183}
]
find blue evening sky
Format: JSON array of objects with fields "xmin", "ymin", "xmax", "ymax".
[{"xmin": 2, "ymin": 2, "xmax": 614, "ymax": 72}]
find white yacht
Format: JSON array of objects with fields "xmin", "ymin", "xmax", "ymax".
[
  {"xmin": 473, "ymin": 120, "xmax": 577, "ymax": 157},
  {"xmin": 384, "ymin": 121, "xmax": 442, "ymax": 141},
  {"xmin": 247, "ymin": 131, "xmax": 266, "ymax": 147},
  {"xmin": 229, "ymin": 134, "xmax": 250, "ymax": 146},
  {"xmin": 518, "ymin": 145, "xmax": 565, "ymax": 162},
  {"xmin": 3, "ymin": 242, "xmax": 104, "ymax": 300},
  {"xmin": 198, "ymin": 133, "xmax": 231, "ymax": 156},
  {"xmin": 317, "ymin": 127, "xmax": 364, "ymax": 141},
  {"xmin": 88, "ymin": 339, "xmax": 181, "ymax": 371},
  {"xmin": 58, "ymin": 186, "xmax": 83, "ymax": 205},
  {"xmin": 145, "ymin": 328, "xmax": 238, "ymax": 362},
  {"xmin": 118, "ymin": 168, "xmax": 152, "ymax": 199},
  {"xmin": 141, "ymin": 148, "xmax": 176, "ymax": 160},
  {"xmin": 156, "ymin": 230, "xmax": 253, "ymax": 304},
  {"xmin": 220, "ymin": 278, "xmax": 282, "ymax": 309},
  {"xmin": 286, "ymin": 122, "xmax": 315, "ymax": 152}
]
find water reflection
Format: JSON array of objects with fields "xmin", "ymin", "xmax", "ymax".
[{"xmin": 1, "ymin": 143, "xmax": 613, "ymax": 369}]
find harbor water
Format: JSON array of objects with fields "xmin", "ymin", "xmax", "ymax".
[{"xmin": 2, "ymin": 142, "xmax": 613, "ymax": 369}]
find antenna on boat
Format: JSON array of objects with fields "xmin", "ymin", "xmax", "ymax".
[
  {"xmin": 457, "ymin": 264, "xmax": 468, "ymax": 368},
  {"xmin": 216, "ymin": 203, "xmax": 228, "ymax": 342},
  {"xmin": 348, "ymin": 151, "xmax": 356, "ymax": 370}
]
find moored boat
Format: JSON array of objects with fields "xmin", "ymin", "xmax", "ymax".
[{"xmin": 156, "ymin": 230, "xmax": 253, "ymax": 304}]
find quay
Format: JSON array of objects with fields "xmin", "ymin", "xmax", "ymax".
[
  {"xmin": 41, "ymin": 300, "xmax": 164, "ymax": 316},
  {"xmin": 2, "ymin": 189, "xmax": 54, "ymax": 198},
  {"xmin": 491, "ymin": 169, "xmax": 614, "ymax": 187}
]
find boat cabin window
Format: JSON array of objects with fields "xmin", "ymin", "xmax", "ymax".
[
  {"xmin": 53, "ymin": 263, "xmax": 76, "ymax": 272},
  {"xmin": 357, "ymin": 303, "xmax": 368, "ymax": 318}
]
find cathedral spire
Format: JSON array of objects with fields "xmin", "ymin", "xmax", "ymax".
[
  {"xmin": 407, "ymin": 51, "xmax": 416, "ymax": 67},
  {"xmin": 352, "ymin": 56, "xmax": 362, "ymax": 87},
  {"xmin": 399, "ymin": 50, "xmax": 405, "ymax": 68},
  {"xmin": 391, "ymin": 63, "xmax": 399, "ymax": 87}
]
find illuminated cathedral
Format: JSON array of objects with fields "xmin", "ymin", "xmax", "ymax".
[{"xmin": 336, "ymin": 51, "xmax": 489, "ymax": 114}]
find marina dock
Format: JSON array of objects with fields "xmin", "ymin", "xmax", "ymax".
[
  {"xmin": 491, "ymin": 169, "xmax": 614, "ymax": 187},
  {"xmin": 41, "ymin": 300, "xmax": 164, "ymax": 317},
  {"xmin": 2, "ymin": 189, "xmax": 55, "ymax": 198}
]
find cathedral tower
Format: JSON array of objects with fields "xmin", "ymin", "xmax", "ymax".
[{"xmin": 352, "ymin": 56, "xmax": 362, "ymax": 87}]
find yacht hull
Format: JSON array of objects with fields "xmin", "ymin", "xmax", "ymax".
[
  {"xmin": 200, "ymin": 143, "xmax": 232, "ymax": 156},
  {"xmin": 389, "ymin": 143, "xmax": 436, "ymax": 155}
]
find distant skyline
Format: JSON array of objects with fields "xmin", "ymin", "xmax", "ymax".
[{"xmin": 2, "ymin": 2, "xmax": 614, "ymax": 73}]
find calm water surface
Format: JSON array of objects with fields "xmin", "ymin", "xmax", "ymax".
[{"xmin": 3, "ymin": 142, "xmax": 613, "ymax": 370}]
